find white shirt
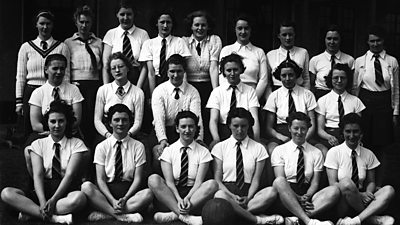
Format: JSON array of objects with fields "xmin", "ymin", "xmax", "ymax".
[
  {"xmin": 325, "ymin": 142, "xmax": 380, "ymax": 190},
  {"xmin": 219, "ymin": 42, "xmax": 268, "ymax": 89},
  {"xmin": 316, "ymin": 90, "xmax": 365, "ymax": 128},
  {"xmin": 309, "ymin": 51, "xmax": 354, "ymax": 90},
  {"xmin": 267, "ymin": 46, "xmax": 310, "ymax": 89},
  {"xmin": 160, "ymin": 139, "xmax": 212, "ymax": 186},
  {"xmin": 29, "ymin": 81, "xmax": 84, "ymax": 115},
  {"xmin": 94, "ymin": 135, "xmax": 146, "ymax": 183},
  {"xmin": 263, "ymin": 85, "xmax": 317, "ymax": 124},
  {"xmin": 206, "ymin": 82, "xmax": 259, "ymax": 124},
  {"xmin": 271, "ymin": 140, "xmax": 323, "ymax": 184},
  {"xmin": 103, "ymin": 25, "xmax": 149, "ymax": 67},
  {"xmin": 30, "ymin": 135, "xmax": 88, "ymax": 179},
  {"xmin": 151, "ymin": 81, "xmax": 203, "ymax": 142},
  {"xmin": 139, "ymin": 35, "xmax": 191, "ymax": 76},
  {"xmin": 211, "ymin": 136, "xmax": 268, "ymax": 183}
]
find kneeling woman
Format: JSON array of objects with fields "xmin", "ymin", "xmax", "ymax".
[
  {"xmin": 1, "ymin": 100, "xmax": 87, "ymax": 224},
  {"xmin": 213, "ymin": 107, "xmax": 283, "ymax": 225},
  {"xmin": 325, "ymin": 113, "xmax": 395, "ymax": 225},
  {"xmin": 272, "ymin": 112, "xmax": 339, "ymax": 225},
  {"xmin": 148, "ymin": 110, "xmax": 218, "ymax": 225},
  {"xmin": 81, "ymin": 104, "xmax": 152, "ymax": 222}
]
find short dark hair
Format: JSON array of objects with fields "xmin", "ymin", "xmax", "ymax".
[
  {"xmin": 44, "ymin": 54, "xmax": 67, "ymax": 79},
  {"xmin": 184, "ymin": 10, "xmax": 215, "ymax": 36},
  {"xmin": 174, "ymin": 110, "xmax": 200, "ymax": 139},
  {"xmin": 325, "ymin": 24, "xmax": 342, "ymax": 37},
  {"xmin": 368, "ymin": 25, "xmax": 387, "ymax": 40},
  {"xmin": 108, "ymin": 52, "xmax": 133, "ymax": 76},
  {"xmin": 107, "ymin": 103, "xmax": 134, "ymax": 124},
  {"xmin": 272, "ymin": 58, "xmax": 303, "ymax": 80},
  {"xmin": 339, "ymin": 112, "xmax": 363, "ymax": 134},
  {"xmin": 151, "ymin": 9, "xmax": 176, "ymax": 32},
  {"xmin": 227, "ymin": 107, "xmax": 255, "ymax": 127},
  {"xmin": 73, "ymin": 5, "xmax": 94, "ymax": 23},
  {"xmin": 278, "ymin": 20, "xmax": 296, "ymax": 33},
  {"xmin": 167, "ymin": 54, "xmax": 187, "ymax": 71},
  {"xmin": 115, "ymin": 0, "xmax": 135, "ymax": 14},
  {"xmin": 219, "ymin": 53, "xmax": 245, "ymax": 76},
  {"xmin": 325, "ymin": 63, "xmax": 353, "ymax": 90},
  {"xmin": 286, "ymin": 111, "xmax": 311, "ymax": 128},
  {"xmin": 43, "ymin": 100, "xmax": 76, "ymax": 138},
  {"xmin": 35, "ymin": 10, "xmax": 55, "ymax": 23},
  {"xmin": 234, "ymin": 13, "xmax": 254, "ymax": 29}
]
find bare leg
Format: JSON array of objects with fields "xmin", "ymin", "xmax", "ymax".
[
  {"xmin": 308, "ymin": 186, "xmax": 340, "ymax": 217},
  {"xmin": 337, "ymin": 178, "xmax": 365, "ymax": 213},
  {"xmin": 81, "ymin": 181, "xmax": 120, "ymax": 218},
  {"xmin": 54, "ymin": 191, "xmax": 87, "ymax": 214},
  {"xmin": 359, "ymin": 185, "xmax": 395, "ymax": 222},
  {"xmin": 273, "ymin": 177, "xmax": 311, "ymax": 224},
  {"xmin": 314, "ymin": 144, "xmax": 328, "ymax": 159},
  {"xmin": 267, "ymin": 142, "xmax": 279, "ymax": 155},
  {"xmin": 125, "ymin": 188, "xmax": 153, "ymax": 213},
  {"xmin": 147, "ymin": 174, "xmax": 179, "ymax": 215},
  {"xmin": 1, "ymin": 187, "xmax": 42, "ymax": 219},
  {"xmin": 247, "ymin": 187, "xmax": 278, "ymax": 214},
  {"xmin": 214, "ymin": 190, "xmax": 257, "ymax": 224},
  {"xmin": 187, "ymin": 180, "xmax": 219, "ymax": 211},
  {"xmin": 24, "ymin": 147, "xmax": 33, "ymax": 177}
]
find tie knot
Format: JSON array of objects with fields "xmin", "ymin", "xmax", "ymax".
[
  {"xmin": 41, "ymin": 41, "xmax": 48, "ymax": 50},
  {"xmin": 117, "ymin": 140, "xmax": 122, "ymax": 146},
  {"xmin": 289, "ymin": 89, "xmax": 293, "ymax": 94},
  {"xmin": 236, "ymin": 141, "xmax": 241, "ymax": 146},
  {"xmin": 174, "ymin": 87, "xmax": 180, "ymax": 92},
  {"xmin": 54, "ymin": 142, "xmax": 60, "ymax": 149},
  {"xmin": 352, "ymin": 149, "xmax": 357, "ymax": 156},
  {"xmin": 331, "ymin": 54, "xmax": 335, "ymax": 61},
  {"xmin": 297, "ymin": 145, "xmax": 303, "ymax": 151},
  {"xmin": 338, "ymin": 95, "xmax": 342, "ymax": 101},
  {"xmin": 124, "ymin": 30, "xmax": 129, "ymax": 36},
  {"xmin": 230, "ymin": 85, "xmax": 237, "ymax": 90},
  {"xmin": 374, "ymin": 54, "xmax": 380, "ymax": 59},
  {"xmin": 181, "ymin": 146, "xmax": 188, "ymax": 152},
  {"xmin": 162, "ymin": 38, "xmax": 166, "ymax": 44}
]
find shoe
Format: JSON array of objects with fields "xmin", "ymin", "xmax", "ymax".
[
  {"xmin": 87, "ymin": 211, "xmax": 113, "ymax": 221},
  {"xmin": 49, "ymin": 214, "xmax": 73, "ymax": 225},
  {"xmin": 368, "ymin": 215, "xmax": 395, "ymax": 225},
  {"xmin": 18, "ymin": 212, "xmax": 31, "ymax": 222},
  {"xmin": 154, "ymin": 211, "xmax": 179, "ymax": 223},
  {"xmin": 257, "ymin": 214, "xmax": 284, "ymax": 224},
  {"xmin": 179, "ymin": 214, "xmax": 203, "ymax": 225},
  {"xmin": 116, "ymin": 213, "xmax": 143, "ymax": 223},
  {"xmin": 335, "ymin": 217, "xmax": 360, "ymax": 225},
  {"xmin": 308, "ymin": 219, "xmax": 334, "ymax": 225},
  {"xmin": 285, "ymin": 216, "xmax": 300, "ymax": 225}
]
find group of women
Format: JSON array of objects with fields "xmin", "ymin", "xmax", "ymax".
[{"xmin": 3, "ymin": 0, "xmax": 397, "ymax": 224}]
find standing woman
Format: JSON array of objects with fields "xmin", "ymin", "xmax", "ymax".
[
  {"xmin": 65, "ymin": 5, "xmax": 103, "ymax": 146},
  {"xmin": 15, "ymin": 10, "xmax": 70, "ymax": 136},
  {"xmin": 102, "ymin": 0, "xmax": 149, "ymax": 86},
  {"xmin": 183, "ymin": 10, "xmax": 222, "ymax": 144},
  {"xmin": 219, "ymin": 14, "xmax": 268, "ymax": 102},
  {"xmin": 1, "ymin": 100, "xmax": 87, "ymax": 224}
]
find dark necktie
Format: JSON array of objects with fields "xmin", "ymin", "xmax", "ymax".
[
  {"xmin": 296, "ymin": 145, "xmax": 305, "ymax": 184},
  {"xmin": 77, "ymin": 37, "xmax": 98, "ymax": 71},
  {"xmin": 288, "ymin": 89, "xmax": 296, "ymax": 115},
  {"xmin": 338, "ymin": 95, "xmax": 344, "ymax": 123},
  {"xmin": 53, "ymin": 87, "xmax": 60, "ymax": 101},
  {"xmin": 236, "ymin": 141, "xmax": 245, "ymax": 190},
  {"xmin": 178, "ymin": 147, "xmax": 189, "ymax": 187},
  {"xmin": 41, "ymin": 41, "xmax": 48, "ymax": 50},
  {"xmin": 52, "ymin": 143, "xmax": 62, "ymax": 179},
  {"xmin": 230, "ymin": 85, "xmax": 237, "ymax": 110},
  {"xmin": 351, "ymin": 150, "xmax": 359, "ymax": 187},
  {"xmin": 174, "ymin": 87, "xmax": 180, "ymax": 100},
  {"xmin": 123, "ymin": 31, "xmax": 134, "ymax": 66},
  {"xmin": 196, "ymin": 42, "xmax": 201, "ymax": 56},
  {"xmin": 159, "ymin": 38, "xmax": 167, "ymax": 81},
  {"xmin": 286, "ymin": 50, "xmax": 290, "ymax": 60},
  {"xmin": 373, "ymin": 54, "xmax": 384, "ymax": 86},
  {"xmin": 116, "ymin": 86, "xmax": 125, "ymax": 99},
  {"xmin": 331, "ymin": 54, "xmax": 336, "ymax": 69},
  {"xmin": 114, "ymin": 140, "xmax": 123, "ymax": 181}
]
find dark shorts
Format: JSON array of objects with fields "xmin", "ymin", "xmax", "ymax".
[
  {"xmin": 270, "ymin": 182, "xmax": 311, "ymax": 216},
  {"xmin": 25, "ymin": 179, "xmax": 80, "ymax": 204},
  {"xmin": 223, "ymin": 182, "xmax": 251, "ymax": 197},
  {"xmin": 154, "ymin": 185, "xmax": 193, "ymax": 212},
  {"xmin": 268, "ymin": 124, "xmax": 290, "ymax": 145}
]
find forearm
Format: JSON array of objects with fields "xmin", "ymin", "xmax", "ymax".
[
  {"xmin": 124, "ymin": 178, "xmax": 141, "ymax": 199},
  {"xmin": 209, "ymin": 61, "xmax": 219, "ymax": 88},
  {"xmin": 247, "ymin": 180, "xmax": 260, "ymax": 200},
  {"xmin": 137, "ymin": 64, "xmax": 147, "ymax": 89},
  {"xmin": 94, "ymin": 119, "xmax": 109, "ymax": 137},
  {"xmin": 166, "ymin": 181, "xmax": 182, "ymax": 201},
  {"xmin": 97, "ymin": 179, "xmax": 116, "ymax": 204},
  {"xmin": 51, "ymin": 175, "xmax": 74, "ymax": 202},
  {"xmin": 33, "ymin": 174, "xmax": 47, "ymax": 205}
]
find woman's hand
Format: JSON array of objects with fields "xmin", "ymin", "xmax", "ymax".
[
  {"xmin": 117, "ymin": 197, "xmax": 127, "ymax": 210},
  {"xmin": 156, "ymin": 140, "xmax": 169, "ymax": 157},
  {"xmin": 235, "ymin": 195, "xmax": 249, "ymax": 209},
  {"xmin": 360, "ymin": 191, "xmax": 375, "ymax": 206},
  {"xmin": 42, "ymin": 198, "xmax": 57, "ymax": 219},
  {"xmin": 277, "ymin": 134, "xmax": 290, "ymax": 142},
  {"xmin": 327, "ymin": 135, "xmax": 339, "ymax": 146},
  {"xmin": 15, "ymin": 105, "xmax": 23, "ymax": 116},
  {"xmin": 178, "ymin": 197, "xmax": 191, "ymax": 215},
  {"xmin": 112, "ymin": 198, "xmax": 123, "ymax": 214}
]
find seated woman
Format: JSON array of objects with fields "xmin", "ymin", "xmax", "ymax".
[
  {"xmin": 94, "ymin": 52, "xmax": 144, "ymax": 144},
  {"xmin": 263, "ymin": 57, "xmax": 317, "ymax": 155},
  {"xmin": 315, "ymin": 63, "xmax": 365, "ymax": 156},
  {"xmin": 272, "ymin": 112, "xmax": 339, "ymax": 225},
  {"xmin": 148, "ymin": 110, "xmax": 218, "ymax": 225},
  {"xmin": 207, "ymin": 54, "xmax": 260, "ymax": 149},
  {"xmin": 81, "ymin": 104, "xmax": 152, "ymax": 222},
  {"xmin": 325, "ymin": 113, "xmax": 395, "ymax": 225},
  {"xmin": 1, "ymin": 100, "xmax": 87, "ymax": 224},
  {"xmin": 212, "ymin": 108, "xmax": 283, "ymax": 225}
]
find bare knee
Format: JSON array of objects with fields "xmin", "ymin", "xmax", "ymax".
[
  {"xmin": 1, "ymin": 187, "xmax": 19, "ymax": 203},
  {"xmin": 272, "ymin": 176, "xmax": 287, "ymax": 189},
  {"xmin": 67, "ymin": 191, "xmax": 87, "ymax": 209},
  {"xmin": 139, "ymin": 188, "xmax": 154, "ymax": 202},
  {"xmin": 338, "ymin": 178, "xmax": 357, "ymax": 193},
  {"xmin": 148, "ymin": 174, "xmax": 163, "ymax": 189},
  {"xmin": 380, "ymin": 185, "xmax": 395, "ymax": 200},
  {"xmin": 214, "ymin": 190, "xmax": 230, "ymax": 199},
  {"xmin": 81, "ymin": 181, "xmax": 96, "ymax": 196},
  {"xmin": 203, "ymin": 180, "xmax": 219, "ymax": 194},
  {"xmin": 325, "ymin": 186, "xmax": 341, "ymax": 200},
  {"xmin": 267, "ymin": 142, "xmax": 278, "ymax": 155}
]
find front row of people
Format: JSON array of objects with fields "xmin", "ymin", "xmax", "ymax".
[{"xmin": 1, "ymin": 100, "xmax": 394, "ymax": 225}]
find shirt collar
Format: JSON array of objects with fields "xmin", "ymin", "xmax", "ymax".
[
  {"xmin": 367, "ymin": 50, "xmax": 386, "ymax": 61},
  {"xmin": 35, "ymin": 36, "xmax": 54, "ymax": 46},
  {"xmin": 331, "ymin": 89, "xmax": 349, "ymax": 100},
  {"xmin": 118, "ymin": 25, "xmax": 136, "ymax": 37},
  {"xmin": 228, "ymin": 135, "xmax": 250, "ymax": 149},
  {"xmin": 233, "ymin": 41, "xmax": 253, "ymax": 51},
  {"xmin": 278, "ymin": 46, "xmax": 295, "ymax": 56},
  {"xmin": 110, "ymin": 134, "xmax": 130, "ymax": 149},
  {"xmin": 45, "ymin": 80, "xmax": 66, "ymax": 92},
  {"xmin": 222, "ymin": 81, "xmax": 244, "ymax": 93},
  {"xmin": 341, "ymin": 142, "xmax": 361, "ymax": 156},
  {"xmin": 166, "ymin": 80, "xmax": 187, "ymax": 94},
  {"xmin": 188, "ymin": 35, "xmax": 210, "ymax": 46},
  {"xmin": 282, "ymin": 84, "xmax": 300, "ymax": 95},
  {"xmin": 52, "ymin": 135, "xmax": 67, "ymax": 150},
  {"xmin": 288, "ymin": 140, "xmax": 307, "ymax": 152},
  {"xmin": 324, "ymin": 50, "xmax": 342, "ymax": 60},
  {"xmin": 177, "ymin": 139, "xmax": 196, "ymax": 152},
  {"xmin": 112, "ymin": 80, "xmax": 131, "ymax": 92},
  {"xmin": 72, "ymin": 32, "xmax": 96, "ymax": 41},
  {"xmin": 157, "ymin": 35, "xmax": 173, "ymax": 44}
]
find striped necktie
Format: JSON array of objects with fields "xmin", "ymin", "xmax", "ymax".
[
  {"xmin": 123, "ymin": 31, "xmax": 134, "ymax": 66},
  {"xmin": 374, "ymin": 54, "xmax": 384, "ymax": 86},
  {"xmin": 351, "ymin": 150, "xmax": 359, "ymax": 188},
  {"xmin": 178, "ymin": 147, "xmax": 189, "ymax": 187},
  {"xmin": 230, "ymin": 85, "xmax": 237, "ymax": 111},
  {"xmin": 296, "ymin": 145, "xmax": 305, "ymax": 184},
  {"xmin": 236, "ymin": 141, "xmax": 245, "ymax": 190},
  {"xmin": 288, "ymin": 89, "xmax": 296, "ymax": 115},
  {"xmin": 52, "ymin": 143, "xmax": 62, "ymax": 179},
  {"xmin": 116, "ymin": 86, "xmax": 125, "ymax": 99},
  {"xmin": 159, "ymin": 38, "xmax": 167, "ymax": 81},
  {"xmin": 331, "ymin": 54, "xmax": 336, "ymax": 70},
  {"xmin": 338, "ymin": 95, "xmax": 344, "ymax": 123},
  {"xmin": 53, "ymin": 87, "xmax": 60, "ymax": 101},
  {"xmin": 114, "ymin": 140, "xmax": 123, "ymax": 181}
]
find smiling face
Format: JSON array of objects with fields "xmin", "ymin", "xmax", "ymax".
[
  {"xmin": 280, "ymin": 67, "xmax": 297, "ymax": 89},
  {"xmin": 110, "ymin": 111, "xmax": 130, "ymax": 137},
  {"xmin": 117, "ymin": 7, "xmax": 134, "ymax": 30},
  {"xmin": 325, "ymin": 31, "xmax": 341, "ymax": 54},
  {"xmin": 191, "ymin": 16, "xmax": 208, "ymax": 41},
  {"xmin": 168, "ymin": 63, "xmax": 185, "ymax": 87},
  {"xmin": 278, "ymin": 26, "xmax": 295, "ymax": 50},
  {"xmin": 223, "ymin": 61, "xmax": 242, "ymax": 85},
  {"xmin": 110, "ymin": 59, "xmax": 128, "ymax": 84},
  {"xmin": 367, "ymin": 34, "xmax": 384, "ymax": 54},
  {"xmin": 176, "ymin": 117, "xmax": 197, "ymax": 144},
  {"xmin": 343, "ymin": 123, "xmax": 362, "ymax": 150},
  {"xmin": 288, "ymin": 119, "xmax": 308, "ymax": 145},
  {"xmin": 157, "ymin": 14, "xmax": 173, "ymax": 38},
  {"xmin": 46, "ymin": 60, "xmax": 66, "ymax": 86},
  {"xmin": 235, "ymin": 20, "xmax": 251, "ymax": 45},
  {"xmin": 36, "ymin": 16, "xmax": 53, "ymax": 39},
  {"xmin": 332, "ymin": 69, "xmax": 348, "ymax": 93},
  {"xmin": 48, "ymin": 112, "xmax": 66, "ymax": 141},
  {"xmin": 229, "ymin": 117, "xmax": 249, "ymax": 142},
  {"xmin": 76, "ymin": 14, "xmax": 92, "ymax": 36}
]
